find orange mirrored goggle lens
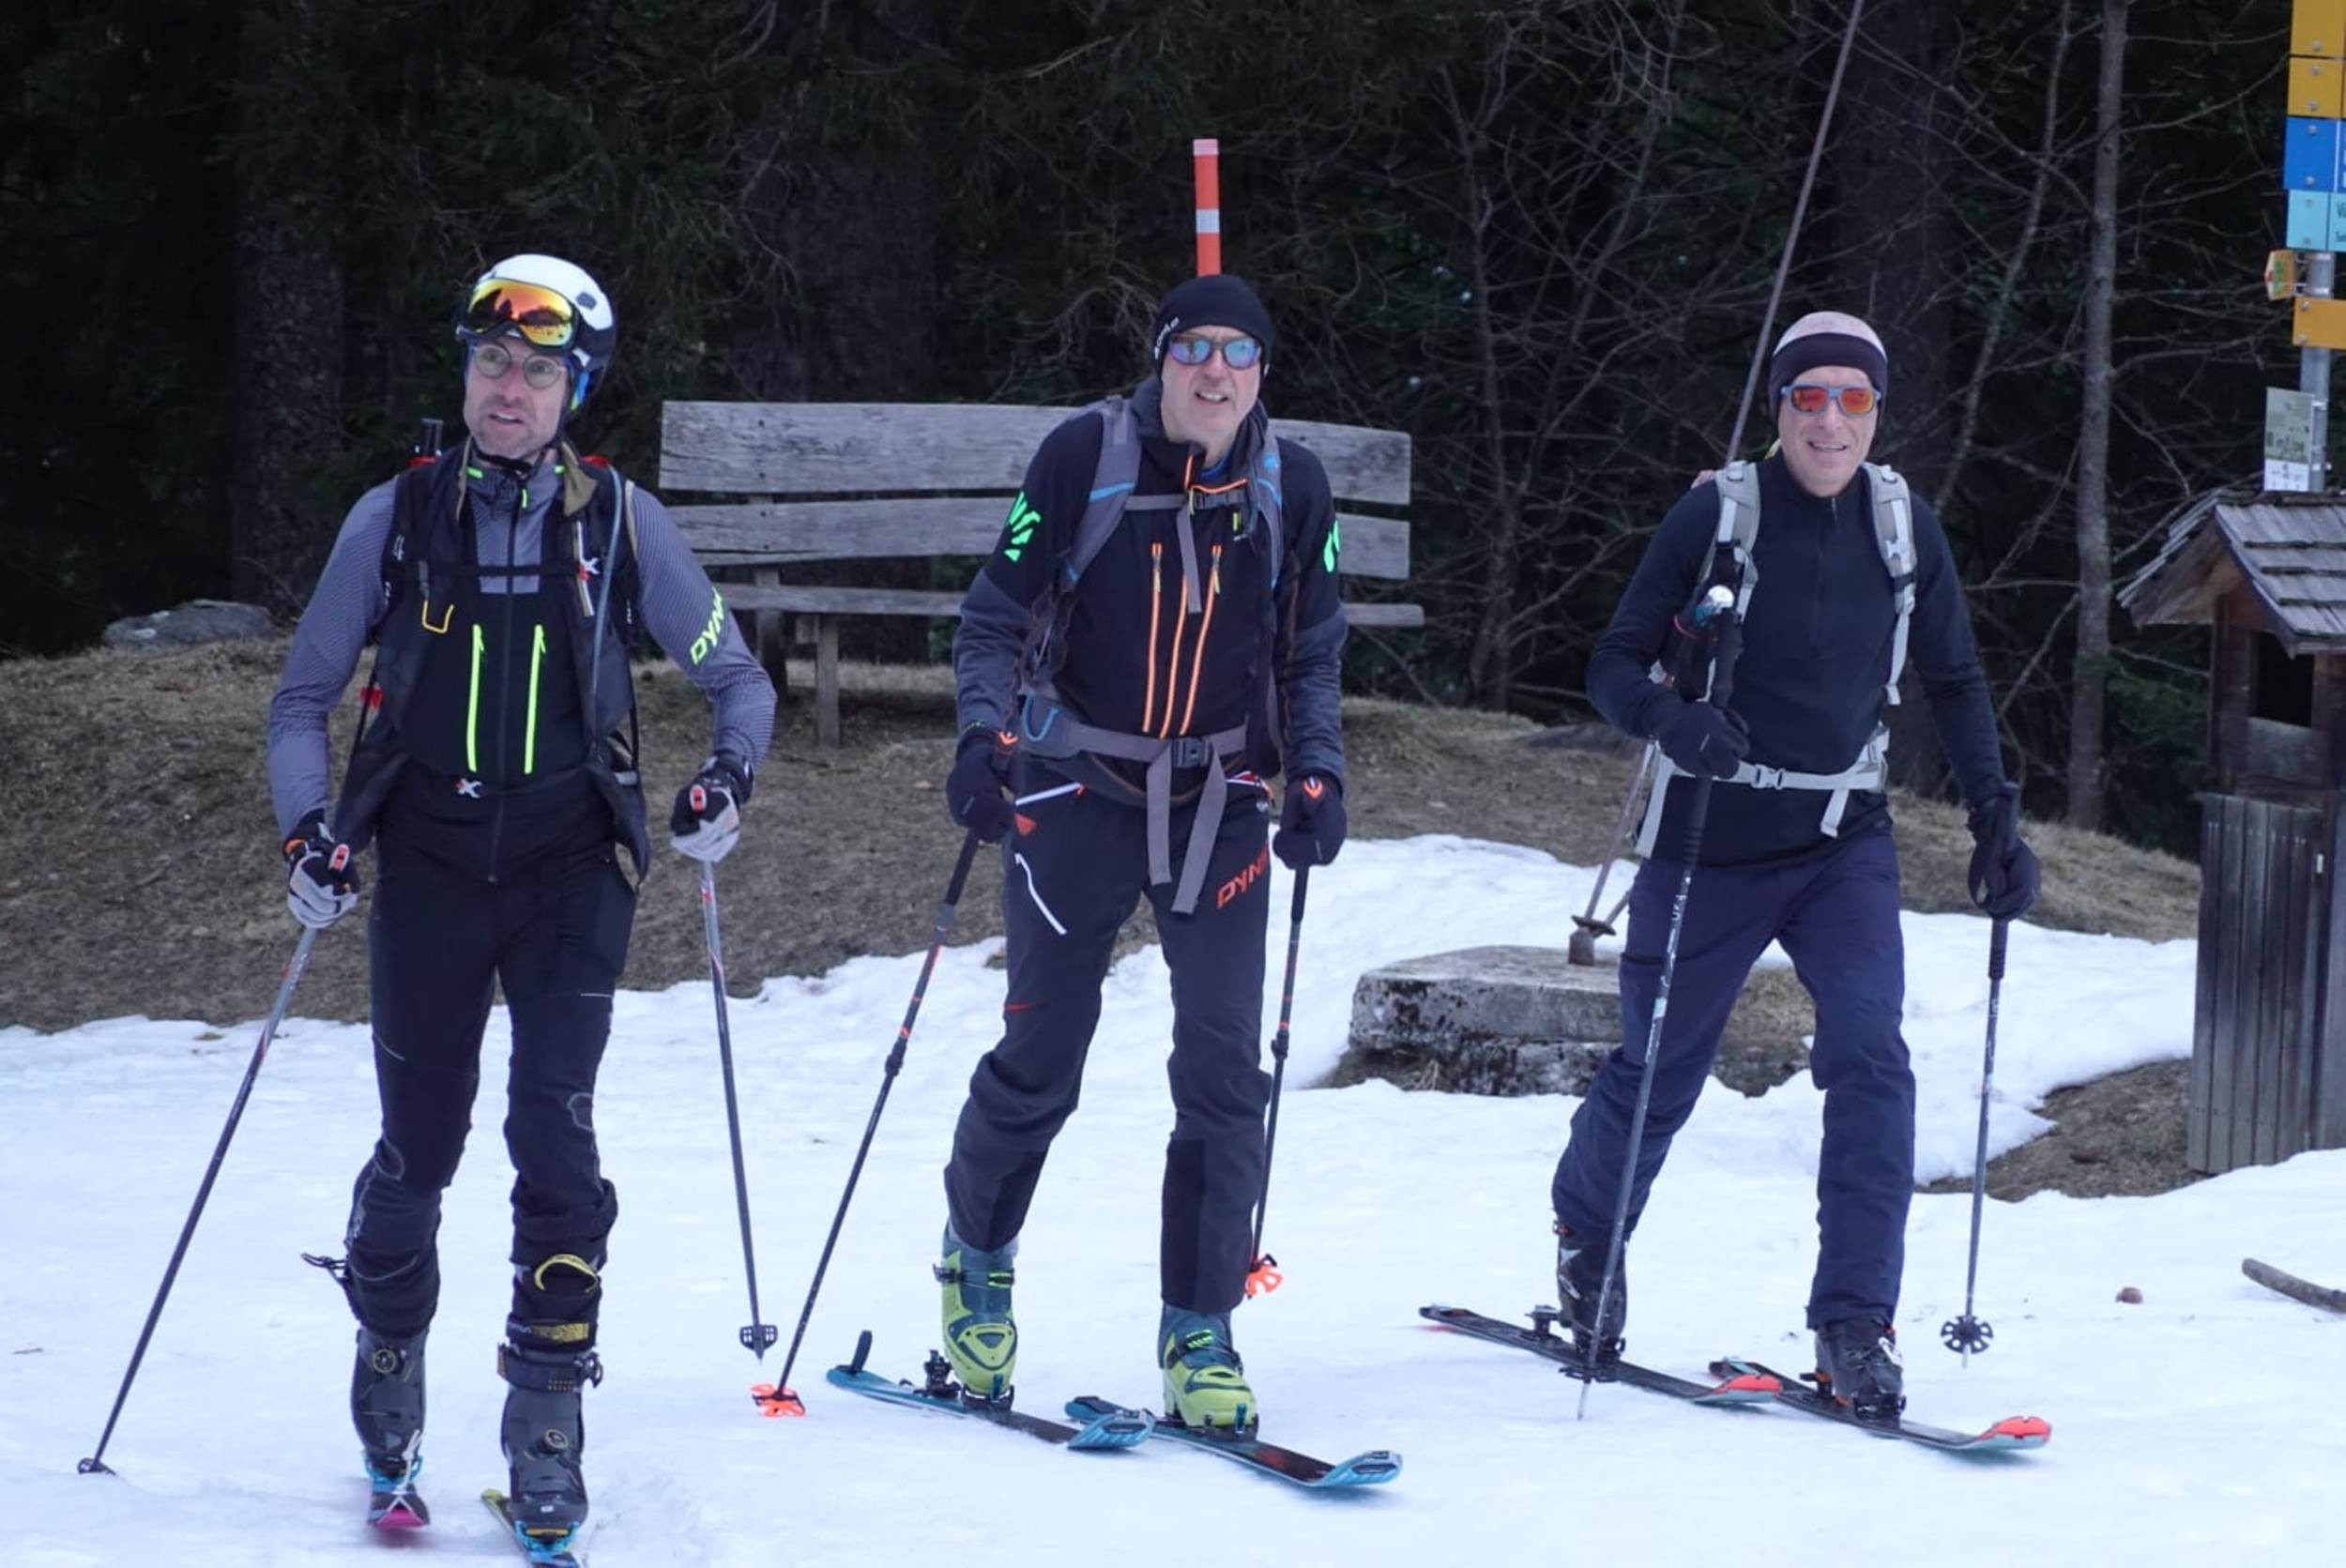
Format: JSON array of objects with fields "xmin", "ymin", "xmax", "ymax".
[
  {"xmin": 1783, "ymin": 383, "xmax": 1879, "ymax": 417},
  {"xmin": 463, "ymin": 280, "xmax": 578, "ymax": 350}
]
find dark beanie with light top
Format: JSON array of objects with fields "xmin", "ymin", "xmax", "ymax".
[
  {"xmin": 1150, "ymin": 274, "xmax": 1276, "ymax": 371},
  {"xmin": 1770, "ymin": 311, "xmax": 1888, "ymax": 400}
]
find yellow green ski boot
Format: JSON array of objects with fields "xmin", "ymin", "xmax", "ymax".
[
  {"xmin": 1159, "ymin": 1307, "xmax": 1257, "ymax": 1431},
  {"xmin": 935, "ymin": 1225, "xmax": 1017, "ymax": 1402}
]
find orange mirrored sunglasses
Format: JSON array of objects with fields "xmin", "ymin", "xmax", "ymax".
[{"xmin": 1782, "ymin": 382, "xmax": 1880, "ymax": 417}]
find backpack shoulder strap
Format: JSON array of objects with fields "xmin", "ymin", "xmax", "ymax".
[
  {"xmin": 1252, "ymin": 432, "xmax": 1287, "ymax": 589},
  {"xmin": 1863, "ymin": 462, "xmax": 1916, "ymax": 705},
  {"xmin": 1714, "ymin": 459, "xmax": 1763, "ymax": 617},
  {"xmin": 1064, "ymin": 398, "xmax": 1147, "ymax": 588}
]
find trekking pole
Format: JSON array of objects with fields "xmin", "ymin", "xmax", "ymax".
[
  {"xmin": 1940, "ymin": 917, "xmax": 2011, "ymax": 1364},
  {"xmin": 1246, "ymin": 866, "xmax": 1310, "ymax": 1298},
  {"xmin": 81, "ymin": 923, "xmax": 326, "ymax": 1474},
  {"xmin": 753, "ymin": 829, "xmax": 983, "ymax": 1416},
  {"xmin": 699, "ymin": 860, "xmax": 777, "ymax": 1360},
  {"xmin": 1578, "ymin": 587, "xmax": 1740, "ymax": 1421},
  {"xmin": 1569, "ymin": 745, "xmax": 1656, "ymax": 966}
]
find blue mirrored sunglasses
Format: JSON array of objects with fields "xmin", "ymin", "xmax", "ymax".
[{"xmin": 1166, "ymin": 333, "xmax": 1263, "ymax": 371}]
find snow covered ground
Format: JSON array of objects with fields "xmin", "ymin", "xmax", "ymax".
[{"xmin": 3, "ymin": 834, "xmax": 2340, "ymax": 1566}]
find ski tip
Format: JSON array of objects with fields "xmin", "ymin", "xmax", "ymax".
[
  {"xmin": 370, "ymin": 1500, "xmax": 429, "ymax": 1530},
  {"xmin": 481, "ymin": 1487, "xmax": 509, "ymax": 1507},
  {"xmin": 1983, "ymin": 1415, "xmax": 2051, "ymax": 1446},
  {"xmin": 1714, "ymin": 1371, "xmax": 1783, "ymax": 1396},
  {"xmin": 750, "ymin": 1381, "xmax": 807, "ymax": 1417}
]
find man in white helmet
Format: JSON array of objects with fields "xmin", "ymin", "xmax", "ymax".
[
  {"xmin": 1547, "ymin": 310, "xmax": 2038, "ymax": 1422},
  {"xmin": 266, "ymin": 254, "xmax": 774, "ymax": 1549}
]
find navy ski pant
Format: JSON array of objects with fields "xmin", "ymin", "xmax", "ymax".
[
  {"xmin": 1550, "ymin": 829, "xmax": 1912, "ymax": 1328},
  {"xmin": 944, "ymin": 764, "xmax": 1274, "ymax": 1314},
  {"xmin": 343, "ymin": 826, "xmax": 632, "ymax": 1344}
]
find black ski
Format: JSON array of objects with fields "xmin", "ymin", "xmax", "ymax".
[
  {"xmin": 1423, "ymin": 1304, "xmax": 2048, "ymax": 1453},
  {"xmin": 1063, "ymin": 1396, "xmax": 1399, "ymax": 1489},
  {"xmin": 1709, "ymin": 1356, "xmax": 2050, "ymax": 1453},
  {"xmin": 821, "ymin": 1330, "xmax": 1150, "ymax": 1451},
  {"xmin": 2243, "ymin": 1257, "xmax": 2346, "ymax": 1314},
  {"xmin": 1419, "ymin": 1304, "xmax": 1780, "ymax": 1406}
]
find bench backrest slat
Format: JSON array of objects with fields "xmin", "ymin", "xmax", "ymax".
[
  {"xmin": 661, "ymin": 401, "xmax": 1411, "ymax": 509},
  {"xmin": 670, "ymin": 500, "xmax": 1410, "ymax": 580}
]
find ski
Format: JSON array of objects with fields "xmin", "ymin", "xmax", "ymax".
[
  {"xmin": 364, "ymin": 1467, "xmax": 429, "ymax": 1530},
  {"xmin": 1420, "ymin": 1304, "xmax": 1782, "ymax": 1406},
  {"xmin": 2243, "ymin": 1257, "xmax": 2346, "ymax": 1315},
  {"xmin": 1063, "ymin": 1395, "xmax": 1400, "ymax": 1489},
  {"xmin": 821, "ymin": 1330, "xmax": 1151, "ymax": 1451},
  {"xmin": 1422, "ymin": 1305, "xmax": 2046, "ymax": 1454},
  {"xmin": 481, "ymin": 1488, "xmax": 584, "ymax": 1567},
  {"xmin": 1709, "ymin": 1357, "xmax": 2050, "ymax": 1453}
]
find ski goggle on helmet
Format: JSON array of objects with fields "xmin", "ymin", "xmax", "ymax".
[{"xmin": 455, "ymin": 254, "xmax": 617, "ymax": 414}]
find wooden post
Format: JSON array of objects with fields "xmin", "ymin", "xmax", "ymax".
[
  {"xmin": 1193, "ymin": 138, "xmax": 1222, "ymax": 275},
  {"xmin": 749, "ymin": 566, "xmax": 789, "ymax": 694},
  {"xmin": 815, "ymin": 614, "xmax": 841, "ymax": 747}
]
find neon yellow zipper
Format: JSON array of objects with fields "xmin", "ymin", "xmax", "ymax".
[
  {"xmin": 466, "ymin": 624, "xmax": 485, "ymax": 773},
  {"xmin": 525, "ymin": 623, "xmax": 546, "ymax": 775}
]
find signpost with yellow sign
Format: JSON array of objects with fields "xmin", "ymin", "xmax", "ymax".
[{"xmin": 2280, "ymin": 1, "xmax": 2345, "ymax": 491}]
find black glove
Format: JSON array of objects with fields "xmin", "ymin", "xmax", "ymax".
[
  {"xmin": 1966, "ymin": 783, "xmax": 2040, "ymax": 921},
  {"xmin": 1273, "ymin": 773, "xmax": 1347, "ymax": 870},
  {"xmin": 1650, "ymin": 697, "xmax": 1749, "ymax": 780},
  {"xmin": 282, "ymin": 808, "xmax": 359, "ymax": 929},
  {"xmin": 670, "ymin": 754, "xmax": 751, "ymax": 863},
  {"xmin": 946, "ymin": 727, "xmax": 1017, "ymax": 844}
]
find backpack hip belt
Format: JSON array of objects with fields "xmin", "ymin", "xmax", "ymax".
[
  {"xmin": 1634, "ymin": 723, "xmax": 1889, "ymax": 859},
  {"xmin": 1018, "ymin": 696, "xmax": 1248, "ymax": 917}
]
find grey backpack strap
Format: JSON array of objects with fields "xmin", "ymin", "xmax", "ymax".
[
  {"xmin": 1067, "ymin": 398, "xmax": 1149, "ymax": 586},
  {"xmin": 1864, "ymin": 462, "xmax": 1917, "ymax": 706},
  {"xmin": 1714, "ymin": 461, "xmax": 1762, "ymax": 619}
]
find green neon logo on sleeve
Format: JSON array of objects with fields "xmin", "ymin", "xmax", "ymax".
[
  {"xmin": 1001, "ymin": 492, "xmax": 1041, "ymax": 563},
  {"xmin": 1322, "ymin": 518, "xmax": 1341, "ymax": 574},
  {"xmin": 689, "ymin": 587, "xmax": 727, "ymax": 665}
]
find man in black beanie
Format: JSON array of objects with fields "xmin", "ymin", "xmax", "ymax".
[
  {"xmin": 1547, "ymin": 308, "xmax": 2039, "ymax": 1423},
  {"xmin": 931, "ymin": 273, "xmax": 1348, "ymax": 1432}
]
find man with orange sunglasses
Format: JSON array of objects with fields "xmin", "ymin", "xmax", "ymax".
[
  {"xmin": 267, "ymin": 254, "xmax": 773, "ymax": 1550},
  {"xmin": 1550, "ymin": 311, "xmax": 2038, "ymax": 1422},
  {"xmin": 937, "ymin": 273, "xmax": 1348, "ymax": 1432}
]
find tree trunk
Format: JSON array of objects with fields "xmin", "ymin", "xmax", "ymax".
[
  {"xmin": 229, "ymin": 0, "xmax": 347, "ymax": 615},
  {"xmin": 2067, "ymin": 0, "xmax": 2127, "ymax": 830}
]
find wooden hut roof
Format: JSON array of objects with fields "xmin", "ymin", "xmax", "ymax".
[{"xmin": 2121, "ymin": 491, "xmax": 2346, "ymax": 654}]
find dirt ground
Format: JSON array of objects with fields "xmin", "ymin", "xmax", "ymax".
[{"xmin": 0, "ymin": 642, "xmax": 2206, "ymax": 1199}]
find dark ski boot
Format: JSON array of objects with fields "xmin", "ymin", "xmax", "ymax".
[
  {"xmin": 351, "ymin": 1327, "xmax": 428, "ymax": 1509},
  {"xmin": 497, "ymin": 1342, "xmax": 602, "ymax": 1552},
  {"xmin": 1556, "ymin": 1223, "xmax": 1625, "ymax": 1369},
  {"xmin": 1814, "ymin": 1317, "xmax": 1905, "ymax": 1423}
]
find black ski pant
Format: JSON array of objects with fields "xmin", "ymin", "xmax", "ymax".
[
  {"xmin": 944, "ymin": 765, "xmax": 1274, "ymax": 1314},
  {"xmin": 1550, "ymin": 829, "xmax": 1913, "ymax": 1329},
  {"xmin": 343, "ymin": 825, "xmax": 632, "ymax": 1347}
]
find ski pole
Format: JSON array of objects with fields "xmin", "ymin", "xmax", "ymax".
[
  {"xmin": 1246, "ymin": 865, "xmax": 1310, "ymax": 1297},
  {"xmin": 81, "ymin": 922, "xmax": 326, "ymax": 1474},
  {"xmin": 699, "ymin": 860, "xmax": 776, "ymax": 1360},
  {"xmin": 1570, "ymin": 744, "xmax": 1657, "ymax": 965},
  {"xmin": 753, "ymin": 829, "xmax": 983, "ymax": 1416},
  {"xmin": 1940, "ymin": 917, "xmax": 2010, "ymax": 1363},
  {"xmin": 1579, "ymin": 586, "xmax": 1740, "ymax": 1421}
]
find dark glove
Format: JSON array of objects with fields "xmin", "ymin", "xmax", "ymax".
[
  {"xmin": 1966, "ymin": 783, "xmax": 2040, "ymax": 921},
  {"xmin": 946, "ymin": 726, "xmax": 1017, "ymax": 844},
  {"xmin": 1273, "ymin": 774, "xmax": 1347, "ymax": 870},
  {"xmin": 282, "ymin": 808, "xmax": 359, "ymax": 929},
  {"xmin": 670, "ymin": 754, "xmax": 751, "ymax": 863},
  {"xmin": 1650, "ymin": 697, "xmax": 1749, "ymax": 780}
]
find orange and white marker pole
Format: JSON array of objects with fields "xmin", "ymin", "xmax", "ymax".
[{"xmin": 1193, "ymin": 137, "xmax": 1222, "ymax": 275}]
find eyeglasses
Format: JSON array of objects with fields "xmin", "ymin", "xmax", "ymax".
[
  {"xmin": 1166, "ymin": 333, "xmax": 1263, "ymax": 371},
  {"xmin": 462, "ymin": 278, "xmax": 579, "ymax": 351},
  {"xmin": 470, "ymin": 340, "xmax": 569, "ymax": 391},
  {"xmin": 1782, "ymin": 382, "xmax": 1880, "ymax": 417}
]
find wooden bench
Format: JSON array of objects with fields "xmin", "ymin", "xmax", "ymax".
[{"xmin": 657, "ymin": 401, "xmax": 1423, "ymax": 744}]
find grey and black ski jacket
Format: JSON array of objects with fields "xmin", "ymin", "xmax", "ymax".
[{"xmin": 267, "ymin": 445, "xmax": 774, "ymax": 874}]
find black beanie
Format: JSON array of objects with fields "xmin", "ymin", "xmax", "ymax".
[
  {"xmin": 1769, "ymin": 312, "xmax": 1888, "ymax": 399},
  {"xmin": 1150, "ymin": 274, "xmax": 1275, "ymax": 369}
]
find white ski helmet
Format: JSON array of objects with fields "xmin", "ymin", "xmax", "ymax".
[{"xmin": 455, "ymin": 253, "xmax": 617, "ymax": 412}]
